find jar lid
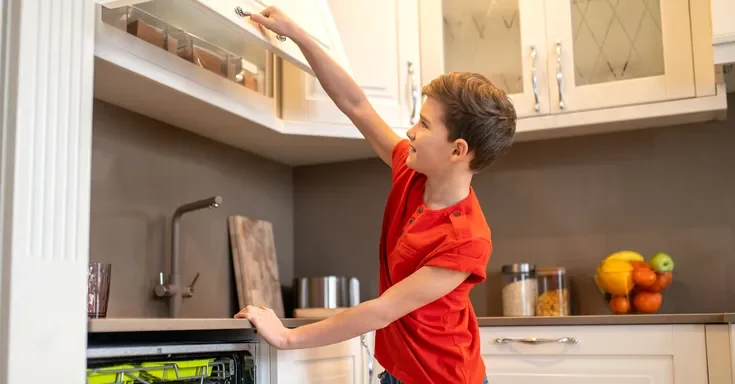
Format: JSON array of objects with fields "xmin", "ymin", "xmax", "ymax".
[
  {"xmin": 501, "ymin": 263, "xmax": 535, "ymax": 273},
  {"xmin": 537, "ymin": 266, "xmax": 566, "ymax": 276}
]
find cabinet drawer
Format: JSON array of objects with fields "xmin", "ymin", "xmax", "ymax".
[
  {"xmin": 480, "ymin": 325, "xmax": 679, "ymax": 356},
  {"xmin": 479, "ymin": 324, "xmax": 708, "ymax": 384}
]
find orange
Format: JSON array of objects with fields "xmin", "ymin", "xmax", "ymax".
[
  {"xmin": 632, "ymin": 266, "xmax": 657, "ymax": 288},
  {"xmin": 609, "ymin": 296, "xmax": 631, "ymax": 314},
  {"xmin": 633, "ymin": 291, "xmax": 663, "ymax": 313},
  {"xmin": 647, "ymin": 272, "xmax": 672, "ymax": 293}
]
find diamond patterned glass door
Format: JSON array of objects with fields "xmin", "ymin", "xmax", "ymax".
[
  {"xmin": 545, "ymin": 0, "xmax": 696, "ymax": 113},
  {"xmin": 420, "ymin": 0, "xmax": 550, "ymax": 117}
]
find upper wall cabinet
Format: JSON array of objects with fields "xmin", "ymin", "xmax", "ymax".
[
  {"xmin": 418, "ymin": 0, "xmax": 727, "ymax": 141},
  {"xmin": 92, "ymin": 0, "xmax": 371, "ymax": 166},
  {"xmin": 279, "ymin": 0, "xmax": 421, "ymax": 134},
  {"xmin": 91, "ymin": 0, "xmax": 727, "ymax": 167},
  {"xmin": 421, "ymin": 0, "xmax": 552, "ymax": 117},
  {"xmin": 96, "ymin": 0, "xmax": 349, "ymax": 76},
  {"xmin": 710, "ymin": 0, "xmax": 735, "ymax": 65}
]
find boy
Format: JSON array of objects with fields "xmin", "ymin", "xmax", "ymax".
[{"xmin": 235, "ymin": 6, "xmax": 516, "ymax": 384}]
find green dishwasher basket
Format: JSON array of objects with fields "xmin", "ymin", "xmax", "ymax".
[
  {"xmin": 86, "ymin": 364, "xmax": 136, "ymax": 384},
  {"xmin": 141, "ymin": 358, "xmax": 216, "ymax": 381}
]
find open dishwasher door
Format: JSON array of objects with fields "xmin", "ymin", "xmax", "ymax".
[{"xmin": 87, "ymin": 328, "xmax": 262, "ymax": 384}]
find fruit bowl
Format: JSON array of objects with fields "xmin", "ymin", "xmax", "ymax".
[{"xmin": 594, "ymin": 251, "xmax": 674, "ymax": 315}]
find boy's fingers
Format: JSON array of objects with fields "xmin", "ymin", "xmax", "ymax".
[
  {"xmin": 250, "ymin": 13, "xmax": 276, "ymax": 29},
  {"xmin": 249, "ymin": 13, "xmax": 267, "ymax": 24}
]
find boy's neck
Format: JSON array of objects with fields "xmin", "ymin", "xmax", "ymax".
[{"xmin": 424, "ymin": 171, "xmax": 473, "ymax": 210}]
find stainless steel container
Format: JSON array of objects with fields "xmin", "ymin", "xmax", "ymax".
[{"xmin": 294, "ymin": 276, "xmax": 360, "ymax": 308}]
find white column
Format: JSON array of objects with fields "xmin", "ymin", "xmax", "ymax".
[{"xmin": 0, "ymin": 1, "xmax": 96, "ymax": 383}]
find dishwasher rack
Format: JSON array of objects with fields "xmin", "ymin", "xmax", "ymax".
[
  {"xmin": 87, "ymin": 356, "xmax": 236, "ymax": 383},
  {"xmin": 87, "ymin": 329, "xmax": 260, "ymax": 384}
]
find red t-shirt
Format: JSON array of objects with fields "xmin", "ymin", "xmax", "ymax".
[{"xmin": 374, "ymin": 139, "xmax": 492, "ymax": 384}]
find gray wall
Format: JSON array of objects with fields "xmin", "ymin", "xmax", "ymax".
[
  {"xmin": 294, "ymin": 94, "xmax": 735, "ymax": 316},
  {"xmin": 89, "ymin": 100, "xmax": 294, "ymax": 319},
  {"xmin": 90, "ymin": 94, "xmax": 735, "ymax": 319}
]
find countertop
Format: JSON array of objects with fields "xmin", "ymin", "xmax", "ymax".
[
  {"xmin": 88, "ymin": 312, "xmax": 735, "ymax": 333},
  {"xmin": 88, "ymin": 317, "xmax": 310, "ymax": 333}
]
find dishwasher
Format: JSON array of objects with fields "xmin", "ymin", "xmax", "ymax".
[{"xmin": 87, "ymin": 328, "xmax": 261, "ymax": 384}]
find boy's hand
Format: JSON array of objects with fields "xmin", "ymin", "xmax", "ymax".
[
  {"xmin": 247, "ymin": 6, "xmax": 302, "ymax": 40},
  {"xmin": 235, "ymin": 305, "xmax": 292, "ymax": 349}
]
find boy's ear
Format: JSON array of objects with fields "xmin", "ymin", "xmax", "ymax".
[{"xmin": 451, "ymin": 138, "xmax": 469, "ymax": 160}]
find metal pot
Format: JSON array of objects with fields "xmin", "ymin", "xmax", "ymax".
[{"xmin": 294, "ymin": 276, "xmax": 360, "ymax": 309}]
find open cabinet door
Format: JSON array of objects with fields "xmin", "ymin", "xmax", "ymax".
[{"xmin": 96, "ymin": 0, "xmax": 351, "ymax": 77}]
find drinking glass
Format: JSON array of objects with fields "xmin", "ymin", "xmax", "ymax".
[{"xmin": 88, "ymin": 263, "xmax": 112, "ymax": 318}]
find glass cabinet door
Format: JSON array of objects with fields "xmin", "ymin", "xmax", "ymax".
[
  {"xmin": 419, "ymin": 0, "xmax": 551, "ymax": 118},
  {"xmin": 546, "ymin": 0, "xmax": 695, "ymax": 113}
]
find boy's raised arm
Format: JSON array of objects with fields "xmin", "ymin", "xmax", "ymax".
[{"xmin": 249, "ymin": 7, "xmax": 403, "ymax": 166}]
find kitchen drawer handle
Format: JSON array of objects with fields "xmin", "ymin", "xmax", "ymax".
[{"xmin": 495, "ymin": 337, "xmax": 578, "ymax": 345}]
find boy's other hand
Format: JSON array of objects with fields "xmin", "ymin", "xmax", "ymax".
[
  {"xmin": 235, "ymin": 305, "xmax": 292, "ymax": 349},
  {"xmin": 248, "ymin": 6, "xmax": 301, "ymax": 40}
]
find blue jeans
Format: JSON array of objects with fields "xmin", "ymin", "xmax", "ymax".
[{"xmin": 379, "ymin": 370, "xmax": 489, "ymax": 384}]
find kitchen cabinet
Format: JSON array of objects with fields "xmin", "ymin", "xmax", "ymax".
[
  {"xmin": 90, "ymin": 0, "xmax": 727, "ymax": 167},
  {"xmin": 418, "ymin": 0, "xmax": 726, "ymax": 141},
  {"xmin": 272, "ymin": 335, "xmax": 368, "ymax": 384},
  {"xmin": 92, "ymin": 0, "xmax": 376, "ymax": 166},
  {"xmin": 710, "ymin": 0, "xmax": 735, "ymax": 64},
  {"xmin": 280, "ymin": 0, "xmax": 421, "ymax": 131},
  {"xmin": 479, "ymin": 324, "xmax": 709, "ymax": 383},
  {"xmin": 702, "ymin": 324, "xmax": 734, "ymax": 384}
]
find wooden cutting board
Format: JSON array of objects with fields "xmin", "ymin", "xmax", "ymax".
[
  {"xmin": 228, "ymin": 215, "xmax": 285, "ymax": 317},
  {"xmin": 293, "ymin": 307, "xmax": 347, "ymax": 318}
]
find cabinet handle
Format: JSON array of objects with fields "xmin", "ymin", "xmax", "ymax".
[
  {"xmin": 408, "ymin": 61, "xmax": 419, "ymax": 125},
  {"xmin": 531, "ymin": 45, "xmax": 540, "ymax": 112},
  {"xmin": 235, "ymin": 7, "xmax": 287, "ymax": 42},
  {"xmin": 555, "ymin": 41, "xmax": 565, "ymax": 110},
  {"xmin": 495, "ymin": 337, "xmax": 578, "ymax": 345},
  {"xmin": 360, "ymin": 334, "xmax": 374, "ymax": 384}
]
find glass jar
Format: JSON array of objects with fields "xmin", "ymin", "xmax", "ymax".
[
  {"xmin": 501, "ymin": 263, "xmax": 537, "ymax": 317},
  {"xmin": 536, "ymin": 267, "xmax": 570, "ymax": 316}
]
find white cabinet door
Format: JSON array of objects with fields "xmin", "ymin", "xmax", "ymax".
[
  {"xmin": 275, "ymin": 337, "xmax": 365, "ymax": 384},
  {"xmin": 96, "ymin": 0, "xmax": 351, "ymax": 77},
  {"xmin": 479, "ymin": 324, "xmax": 708, "ymax": 384},
  {"xmin": 280, "ymin": 0, "xmax": 421, "ymax": 129},
  {"xmin": 419, "ymin": 0, "xmax": 551, "ymax": 118},
  {"xmin": 702, "ymin": 324, "xmax": 734, "ymax": 384},
  {"xmin": 545, "ymin": 0, "xmax": 696, "ymax": 113},
  {"xmin": 711, "ymin": 0, "xmax": 735, "ymax": 64}
]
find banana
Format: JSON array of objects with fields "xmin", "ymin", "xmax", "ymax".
[{"xmin": 604, "ymin": 250, "xmax": 644, "ymax": 263}]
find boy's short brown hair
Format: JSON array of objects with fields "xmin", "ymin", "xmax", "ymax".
[{"xmin": 422, "ymin": 72, "xmax": 516, "ymax": 172}]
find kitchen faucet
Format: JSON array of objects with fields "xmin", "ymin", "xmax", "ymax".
[{"xmin": 155, "ymin": 196, "xmax": 223, "ymax": 318}]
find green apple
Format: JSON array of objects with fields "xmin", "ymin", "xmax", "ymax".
[{"xmin": 649, "ymin": 252, "xmax": 675, "ymax": 272}]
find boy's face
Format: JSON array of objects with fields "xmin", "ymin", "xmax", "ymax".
[{"xmin": 405, "ymin": 97, "xmax": 469, "ymax": 176}]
